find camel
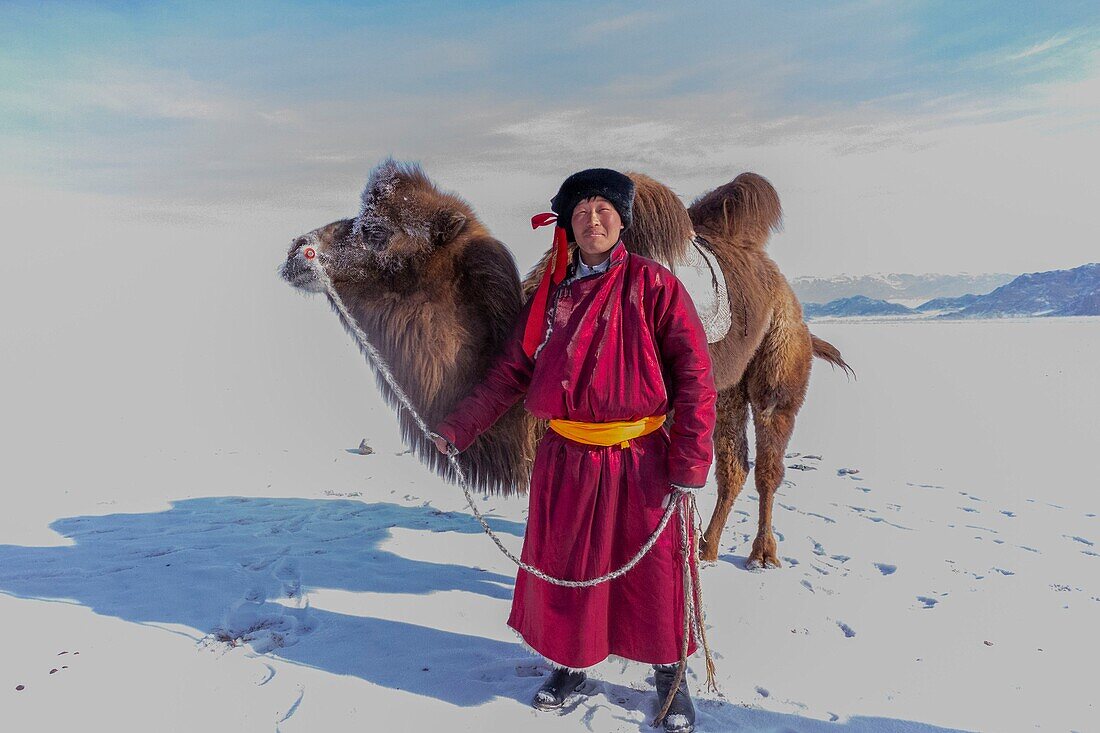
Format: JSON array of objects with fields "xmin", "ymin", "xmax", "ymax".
[{"xmin": 278, "ymin": 158, "xmax": 852, "ymax": 569}]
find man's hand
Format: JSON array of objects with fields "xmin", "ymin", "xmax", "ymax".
[
  {"xmin": 429, "ymin": 431, "xmax": 455, "ymax": 455},
  {"xmin": 663, "ymin": 483, "xmax": 701, "ymax": 508}
]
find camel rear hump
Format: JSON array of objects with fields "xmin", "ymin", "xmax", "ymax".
[{"xmin": 688, "ymin": 172, "xmax": 783, "ymax": 250}]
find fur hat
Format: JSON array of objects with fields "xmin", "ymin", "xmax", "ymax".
[{"xmin": 550, "ymin": 168, "xmax": 635, "ymax": 242}]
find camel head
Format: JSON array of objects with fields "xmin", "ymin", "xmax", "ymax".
[
  {"xmin": 279, "ymin": 158, "xmax": 470, "ymax": 294},
  {"xmin": 277, "ymin": 157, "xmax": 536, "ymax": 497},
  {"xmin": 278, "ymin": 217, "xmax": 353, "ymax": 293}
]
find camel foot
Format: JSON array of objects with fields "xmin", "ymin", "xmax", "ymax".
[
  {"xmin": 698, "ymin": 536, "xmax": 720, "ymax": 563},
  {"xmin": 746, "ymin": 534, "xmax": 782, "ymax": 569},
  {"xmin": 744, "ymin": 553, "xmax": 782, "ymax": 570}
]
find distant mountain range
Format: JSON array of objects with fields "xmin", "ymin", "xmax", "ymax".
[
  {"xmin": 803, "ymin": 296, "xmax": 914, "ymax": 319},
  {"xmin": 798, "ymin": 263, "xmax": 1100, "ymax": 320},
  {"xmin": 790, "ymin": 272, "xmax": 1014, "ymax": 303}
]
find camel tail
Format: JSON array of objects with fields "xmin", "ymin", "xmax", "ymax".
[
  {"xmin": 687, "ymin": 172, "xmax": 783, "ymax": 250},
  {"xmin": 811, "ymin": 334, "xmax": 855, "ymax": 379}
]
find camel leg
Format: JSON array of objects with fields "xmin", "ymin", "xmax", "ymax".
[
  {"xmin": 700, "ymin": 382, "xmax": 750, "ymax": 562},
  {"xmin": 745, "ymin": 320, "xmax": 812, "ymax": 570},
  {"xmin": 746, "ymin": 405, "xmax": 798, "ymax": 569}
]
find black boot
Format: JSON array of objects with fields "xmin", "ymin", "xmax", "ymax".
[
  {"xmin": 654, "ymin": 663, "xmax": 696, "ymax": 733},
  {"xmin": 532, "ymin": 666, "xmax": 587, "ymax": 711}
]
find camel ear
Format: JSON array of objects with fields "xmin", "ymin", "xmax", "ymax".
[{"xmin": 434, "ymin": 211, "xmax": 467, "ymax": 244}]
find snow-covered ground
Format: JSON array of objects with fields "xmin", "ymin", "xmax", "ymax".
[{"xmin": 2, "ymin": 218, "xmax": 1096, "ymax": 731}]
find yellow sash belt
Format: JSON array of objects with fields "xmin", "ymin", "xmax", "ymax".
[{"xmin": 548, "ymin": 414, "xmax": 666, "ymax": 449}]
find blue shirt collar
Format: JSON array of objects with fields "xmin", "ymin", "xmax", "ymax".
[{"xmin": 569, "ymin": 239, "xmax": 626, "ymax": 280}]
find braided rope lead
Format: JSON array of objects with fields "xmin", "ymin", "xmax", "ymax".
[
  {"xmin": 307, "ymin": 256, "xmax": 718, "ymax": 706},
  {"xmin": 652, "ymin": 492, "xmax": 719, "ymax": 728}
]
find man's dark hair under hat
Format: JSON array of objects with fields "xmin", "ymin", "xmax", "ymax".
[{"xmin": 550, "ymin": 168, "xmax": 636, "ymax": 243}]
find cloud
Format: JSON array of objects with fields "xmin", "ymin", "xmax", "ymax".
[
  {"xmin": 2, "ymin": 59, "xmax": 242, "ymax": 122},
  {"xmin": 1003, "ymin": 31, "xmax": 1080, "ymax": 63},
  {"xmin": 5, "ymin": 3, "xmax": 1100, "ymax": 277},
  {"xmin": 570, "ymin": 9, "xmax": 666, "ymax": 44}
]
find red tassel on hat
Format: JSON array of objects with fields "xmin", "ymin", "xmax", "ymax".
[{"xmin": 523, "ymin": 213, "xmax": 570, "ymax": 358}]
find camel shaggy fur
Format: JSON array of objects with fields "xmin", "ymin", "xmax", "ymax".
[{"xmin": 279, "ymin": 158, "xmax": 852, "ymax": 568}]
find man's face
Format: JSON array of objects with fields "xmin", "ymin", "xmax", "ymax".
[{"xmin": 571, "ymin": 195, "xmax": 622, "ymax": 259}]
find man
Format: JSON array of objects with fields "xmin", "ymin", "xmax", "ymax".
[{"xmin": 431, "ymin": 168, "xmax": 717, "ymax": 733}]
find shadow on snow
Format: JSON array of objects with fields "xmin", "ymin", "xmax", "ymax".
[{"xmin": 0, "ymin": 496, "xmax": 973, "ymax": 730}]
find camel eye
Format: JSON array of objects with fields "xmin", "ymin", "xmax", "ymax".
[{"xmin": 358, "ymin": 220, "xmax": 392, "ymax": 245}]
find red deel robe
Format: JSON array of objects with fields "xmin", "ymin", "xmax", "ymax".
[{"xmin": 434, "ymin": 238, "xmax": 718, "ymax": 669}]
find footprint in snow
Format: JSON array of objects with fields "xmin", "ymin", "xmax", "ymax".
[
  {"xmin": 917, "ymin": 596, "xmax": 938, "ymax": 609},
  {"xmin": 836, "ymin": 621, "xmax": 856, "ymax": 638},
  {"xmin": 782, "ymin": 556, "xmax": 800, "ymax": 567},
  {"xmin": 276, "ymin": 686, "xmax": 305, "ymax": 725},
  {"xmin": 864, "ymin": 516, "xmax": 913, "ymax": 530},
  {"xmin": 874, "ymin": 562, "xmax": 897, "ymax": 576},
  {"xmin": 959, "ymin": 506, "xmax": 980, "ymax": 513},
  {"xmin": 243, "ymin": 557, "xmax": 276, "ymax": 572},
  {"xmin": 966, "ymin": 524, "xmax": 997, "ymax": 534},
  {"xmin": 273, "ymin": 558, "xmax": 302, "ymax": 598},
  {"xmin": 256, "ymin": 663, "xmax": 276, "ymax": 686},
  {"xmin": 807, "ymin": 578, "xmax": 835, "ymax": 594},
  {"xmin": 756, "ymin": 686, "xmax": 770, "ymax": 697},
  {"xmin": 1063, "ymin": 535, "xmax": 1094, "ymax": 547},
  {"xmin": 992, "ymin": 567, "xmax": 1015, "ymax": 576},
  {"xmin": 837, "ymin": 468, "xmax": 859, "ymax": 476},
  {"xmin": 514, "ymin": 664, "xmax": 544, "ymax": 678},
  {"xmin": 1000, "ymin": 510, "xmax": 1017, "ymax": 518}
]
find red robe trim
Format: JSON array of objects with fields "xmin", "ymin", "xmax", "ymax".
[{"xmin": 522, "ymin": 214, "xmax": 570, "ymax": 359}]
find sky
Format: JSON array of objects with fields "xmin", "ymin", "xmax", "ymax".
[{"xmin": 2, "ymin": 0, "xmax": 1099, "ymax": 277}]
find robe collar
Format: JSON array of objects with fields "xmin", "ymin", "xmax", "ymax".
[{"xmin": 567, "ymin": 238, "xmax": 627, "ymax": 281}]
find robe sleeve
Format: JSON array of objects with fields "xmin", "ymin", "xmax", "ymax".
[
  {"xmin": 653, "ymin": 271, "xmax": 718, "ymax": 489},
  {"xmin": 432, "ymin": 295, "xmax": 537, "ymax": 453}
]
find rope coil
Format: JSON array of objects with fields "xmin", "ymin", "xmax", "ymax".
[{"xmin": 307, "ymin": 255, "xmax": 719, "ymax": 724}]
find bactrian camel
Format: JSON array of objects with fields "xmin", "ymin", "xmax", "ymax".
[{"xmin": 278, "ymin": 158, "xmax": 852, "ymax": 568}]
